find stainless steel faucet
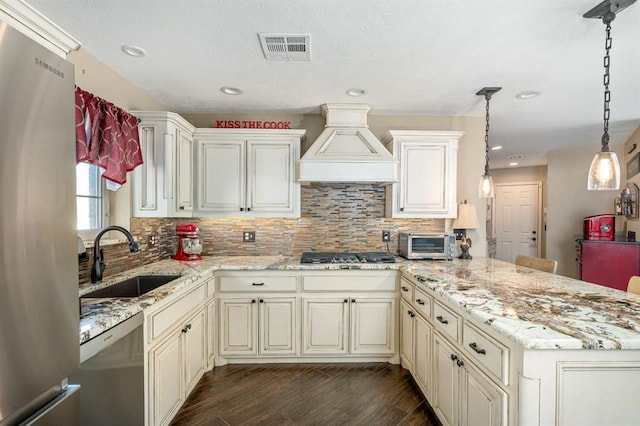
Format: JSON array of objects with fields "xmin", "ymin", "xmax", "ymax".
[{"xmin": 91, "ymin": 226, "xmax": 139, "ymax": 283}]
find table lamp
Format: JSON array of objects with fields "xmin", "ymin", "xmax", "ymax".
[{"xmin": 452, "ymin": 201, "xmax": 479, "ymax": 259}]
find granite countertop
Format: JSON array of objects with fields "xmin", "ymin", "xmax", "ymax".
[
  {"xmin": 79, "ymin": 255, "xmax": 640, "ymax": 351},
  {"xmin": 404, "ymin": 258, "xmax": 640, "ymax": 350}
]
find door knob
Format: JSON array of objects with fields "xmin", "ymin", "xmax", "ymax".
[{"xmin": 532, "ymin": 230, "xmax": 537, "ymax": 234}]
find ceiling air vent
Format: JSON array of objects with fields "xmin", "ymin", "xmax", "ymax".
[{"xmin": 258, "ymin": 33, "xmax": 311, "ymax": 61}]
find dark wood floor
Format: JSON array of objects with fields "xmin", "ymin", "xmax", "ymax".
[{"xmin": 171, "ymin": 363, "xmax": 441, "ymax": 426}]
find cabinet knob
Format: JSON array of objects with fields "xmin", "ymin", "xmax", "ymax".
[
  {"xmin": 259, "ymin": 299, "xmax": 264, "ymax": 303},
  {"xmin": 416, "ymin": 299, "xmax": 425, "ymax": 305},
  {"xmin": 252, "ymin": 299, "xmax": 256, "ymax": 304},
  {"xmin": 401, "ymin": 286, "xmax": 409, "ymax": 292},
  {"xmin": 400, "ymin": 207, "xmax": 405, "ymax": 212},
  {"xmin": 351, "ymin": 298, "xmax": 356, "ymax": 303},
  {"xmin": 456, "ymin": 359, "xmax": 465, "ymax": 368},
  {"xmin": 436, "ymin": 315, "xmax": 449, "ymax": 324},
  {"xmin": 450, "ymin": 354, "xmax": 458, "ymax": 361},
  {"xmin": 344, "ymin": 299, "xmax": 348, "ymax": 303},
  {"xmin": 247, "ymin": 207, "xmax": 252, "ymax": 212},
  {"xmin": 181, "ymin": 324, "xmax": 192, "ymax": 333}
]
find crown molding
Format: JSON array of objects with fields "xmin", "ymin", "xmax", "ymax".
[{"xmin": 0, "ymin": 0, "xmax": 81, "ymax": 57}]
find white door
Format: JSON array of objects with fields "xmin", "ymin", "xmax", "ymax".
[
  {"xmin": 198, "ymin": 140, "xmax": 246, "ymax": 212},
  {"xmin": 350, "ymin": 298, "xmax": 395, "ymax": 355},
  {"xmin": 260, "ymin": 297, "xmax": 297, "ymax": 355},
  {"xmin": 247, "ymin": 140, "xmax": 296, "ymax": 214},
  {"xmin": 495, "ymin": 183, "xmax": 542, "ymax": 263},
  {"xmin": 302, "ymin": 298, "xmax": 348, "ymax": 355},
  {"xmin": 219, "ymin": 298, "xmax": 257, "ymax": 356}
]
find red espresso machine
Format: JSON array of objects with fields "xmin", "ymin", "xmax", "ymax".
[
  {"xmin": 583, "ymin": 214, "xmax": 615, "ymax": 241},
  {"xmin": 172, "ymin": 224, "xmax": 203, "ymax": 261}
]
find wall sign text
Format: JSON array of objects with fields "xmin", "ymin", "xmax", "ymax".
[{"xmin": 215, "ymin": 120, "xmax": 292, "ymax": 129}]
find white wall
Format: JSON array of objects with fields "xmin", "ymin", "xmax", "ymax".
[{"xmin": 547, "ymin": 145, "xmax": 622, "ymax": 278}]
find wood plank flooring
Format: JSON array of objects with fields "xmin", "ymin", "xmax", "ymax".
[{"xmin": 171, "ymin": 363, "xmax": 441, "ymax": 426}]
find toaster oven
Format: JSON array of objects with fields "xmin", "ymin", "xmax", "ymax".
[{"xmin": 398, "ymin": 233, "xmax": 456, "ymax": 260}]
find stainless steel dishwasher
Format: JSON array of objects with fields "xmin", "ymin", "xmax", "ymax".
[{"xmin": 70, "ymin": 312, "xmax": 144, "ymax": 426}]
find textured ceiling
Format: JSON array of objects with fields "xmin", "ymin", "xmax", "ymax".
[{"xmin": 25, "ymin": 0, "xmax": 640, "ymax": 168}]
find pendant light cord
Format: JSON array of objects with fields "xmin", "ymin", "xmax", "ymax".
[
  {"xmin": 601, "ymin": 19, "xmax": 612, "ymax": 151},
  {"xmin": 484, "ymin": 94, "xmax": 492, "ymax": 174}
]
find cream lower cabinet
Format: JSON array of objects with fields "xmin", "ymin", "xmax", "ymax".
[
  {"xmin": 218, "ymin": 296, "xmax": 297, "ymax": 356},
  {"xmin": 433, "ymin": 331, "xmax": 506, "ymax": 426},
  {"xmin": 144, "ymin": 279, "xmax": 210, "ymax": 426},
  {"xmin": 302, "ymin": 297, "xmax": 396, "ymax": 356},
  {"xmin": 399, "ymin": 299, "xmax": 415, "ymax": 369}
]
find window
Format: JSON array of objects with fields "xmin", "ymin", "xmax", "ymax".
[{"xmin": 76, "ymin": 163, "xmax": 109, "ymax": 238}]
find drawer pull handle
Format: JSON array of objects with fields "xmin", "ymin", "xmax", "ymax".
[
  {"xmin": 416, "ymin": 299, "xmax": 425, "ymax": 305},
  {"xmin": 181, "ymin": 324, "xmax": 192, "ymax": 333},
  {"xmin": 252, "ymin": 282, "xmax": 265, "ymax": 286},
  {"xmin": 469, "ymin": 342, "xmax": 486, "ymax": 355},
  {"xmin": 436, "ymin": 315, "xmax": 448, "ymax": 324},
  {"xmin": 401, "ymin": 286, "xmax": 409, "ymax": 292}
]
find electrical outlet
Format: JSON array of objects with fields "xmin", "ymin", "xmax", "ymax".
[
  {"xmin": 243, "ymin": 231, "xmax": 256, "ymax": 243},
  {"xmin": 382, "ymin": 231, "xmax": 391, "ymax": 242}
]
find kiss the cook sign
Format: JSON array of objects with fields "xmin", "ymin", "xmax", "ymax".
[{"xmin": 214, "ymin": 120, "xmax": 292, "ymax": 129}]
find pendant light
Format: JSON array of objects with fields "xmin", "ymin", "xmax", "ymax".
[
  {"xmin": 477, "ymin": 87, "xmax": 501, "ymax": 198},
  {"xmin": 584, "ymin": 0, "xmax": 636, "ymax": 190}
]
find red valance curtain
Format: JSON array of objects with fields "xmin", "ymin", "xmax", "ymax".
[{"xmin": 75, "ymin": 86, "xmax": 143, "ymax": 190}]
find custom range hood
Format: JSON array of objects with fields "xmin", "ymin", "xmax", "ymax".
[{"xmin": 297, "ymin": 104, "xmax": 398, "ymax": 183}]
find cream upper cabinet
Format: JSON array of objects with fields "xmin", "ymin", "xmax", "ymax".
[
  {"xmin": 383, "ymin": 130, "xmax": 462, "ymax": 218},
  {"xmin": 194, "ymin": 129, "xmax": 305, "ymax": 218},
  {"xmin": 131, "ymin": 111, "xmax": 195, "ymax": 217}
]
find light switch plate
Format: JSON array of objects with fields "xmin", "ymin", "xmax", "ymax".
[{"xmin": 243, "ymin": 231, "xmax": 256, "ymax": 243}]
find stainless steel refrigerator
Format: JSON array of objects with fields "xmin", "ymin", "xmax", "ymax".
[{"xmin": 0, "ymin": 19, "xmax": 80, "ymax": 425}]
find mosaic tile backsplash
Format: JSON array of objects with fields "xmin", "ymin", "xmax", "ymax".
[{"xmin": 78, "ymin": 184, "xmax": 444, "ymax": 284}]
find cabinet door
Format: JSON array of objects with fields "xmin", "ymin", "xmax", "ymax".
[
  {"xmin": 414, "ymin": 314, "xmax": 433, "ymax": 399},
  {"xmin": 433, "ymin": 332, "xmax": 459, "ymax": 426},
  {"xmin": 247, "ymin": 139, "xmax": 297, "ymax": 214},
  {"xmin": 350, "ymin": 298, "xmax": 396, "ymax": 355},
  {"xmin": 219, "ymin": 298, "xmax": 257, "ymax": 356},
  {"xmin": 399, "ymin": 142, "xmax": 450, "ymax": 215},
  {"xmin": 302, "ymin": 298, "xmax": 349, "ymax": 355},
  {"xmin": 198, "ymin": 140, "xmax": 246, "ymax": 212},
  {"xmin": 149, "ymin": 332, "xmax": 183, "ymax": 426},
  {"xmin": 579, "ymin": 241, "xmax": 640, "ymax": 291},
  {"xmin": 175, "ymin": 126, "xmax": 193, "ymax": 214},
  {"xmin": 399, "ymin": 299, "xmax": 414, "ymax": 369},
  {"xmin": 134, "ymin": 121, "xmax": 161, "ymax": 215},
  {"xmin": 460, "ymin": 362, "xmax": 507, "ymax": 426},
  {"xmin": 259, "ymin": 297, "xmax": 297, "ymax": 355},
  {"xmin": 183, "ymin": 308, "xmax": 207, "ymax": 395}
]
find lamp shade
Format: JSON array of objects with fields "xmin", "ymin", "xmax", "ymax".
[
  {"xmin": 587, "ymin": 150, "xmax": 620, "ymax": 190},
  {"xmin": 453, "ymin": 203, "xmax": 479, "ymax": 229}
]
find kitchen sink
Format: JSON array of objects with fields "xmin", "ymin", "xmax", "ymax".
[{"xmin": 81, "ymin": 274, "xmax": 182, "ymax": 298}]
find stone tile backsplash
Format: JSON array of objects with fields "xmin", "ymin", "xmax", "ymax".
[{"xmin": 79, "ymin": 183, "xmax": 444, "ymax": 284}]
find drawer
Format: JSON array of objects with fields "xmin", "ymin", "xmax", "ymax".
[
  {"xmin": 219, "ymin": 275, "xmax": 297, "ymax": 292},
  {"xmin": 413, "ymin": 287, "xmax": 432, "ymax": 319},
  {"xmin": 433, "ymin": 301, "xmax": 461, "ymax": 342},
  {"xmin": 147, "ymin": 282, "xmax": 207, "ymax": 342},
  {"xmin": 399, "ymin": 278, "xmax": 414, "ymax": 302},
  {"xmin": 463, "ymin": 322, "xmax": 509, "ymax": 384},
  {"xmin": 303, "ymin": 274, "xmax": 396, "ymax": 292}
]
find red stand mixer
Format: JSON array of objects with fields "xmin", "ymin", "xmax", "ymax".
[{"xmin": 172, "ymin": 224, "xmax": 203, "ymax": 261}]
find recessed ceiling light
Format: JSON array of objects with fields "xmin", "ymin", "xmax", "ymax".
[
  {"xmin": 515, "ymin": 90, "xmax": 541, "ymax": 100},
  {"xmin": 491, "ymin": 145, "xmax": 503, "ymax": 151},
  {"xmin": 220, "ymin": 86, "xmax": 243, "ymax": 95},
  {"xmin": 509, "ymin": 162, "xmax": 519, "ymax": 167},
  {"xmin": 121, "ymin": 45, "xmax": 146, "ymax": 57},
  {"xmin": 346, "ymin": 88, "xmax": 367, "ymax": 97}
]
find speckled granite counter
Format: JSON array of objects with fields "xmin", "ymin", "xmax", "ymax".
[
  {"xmin": 79, "ymin": 256, "xmax": 640, "ymax": 351},
  {"xmin": 403, "ymin": 258, "xmax": 640, "ymax": 350}
]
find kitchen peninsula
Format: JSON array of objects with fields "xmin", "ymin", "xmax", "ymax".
[{"xmin": 79, "ymin": 256, "xmax": 640, "ymax": 426}]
